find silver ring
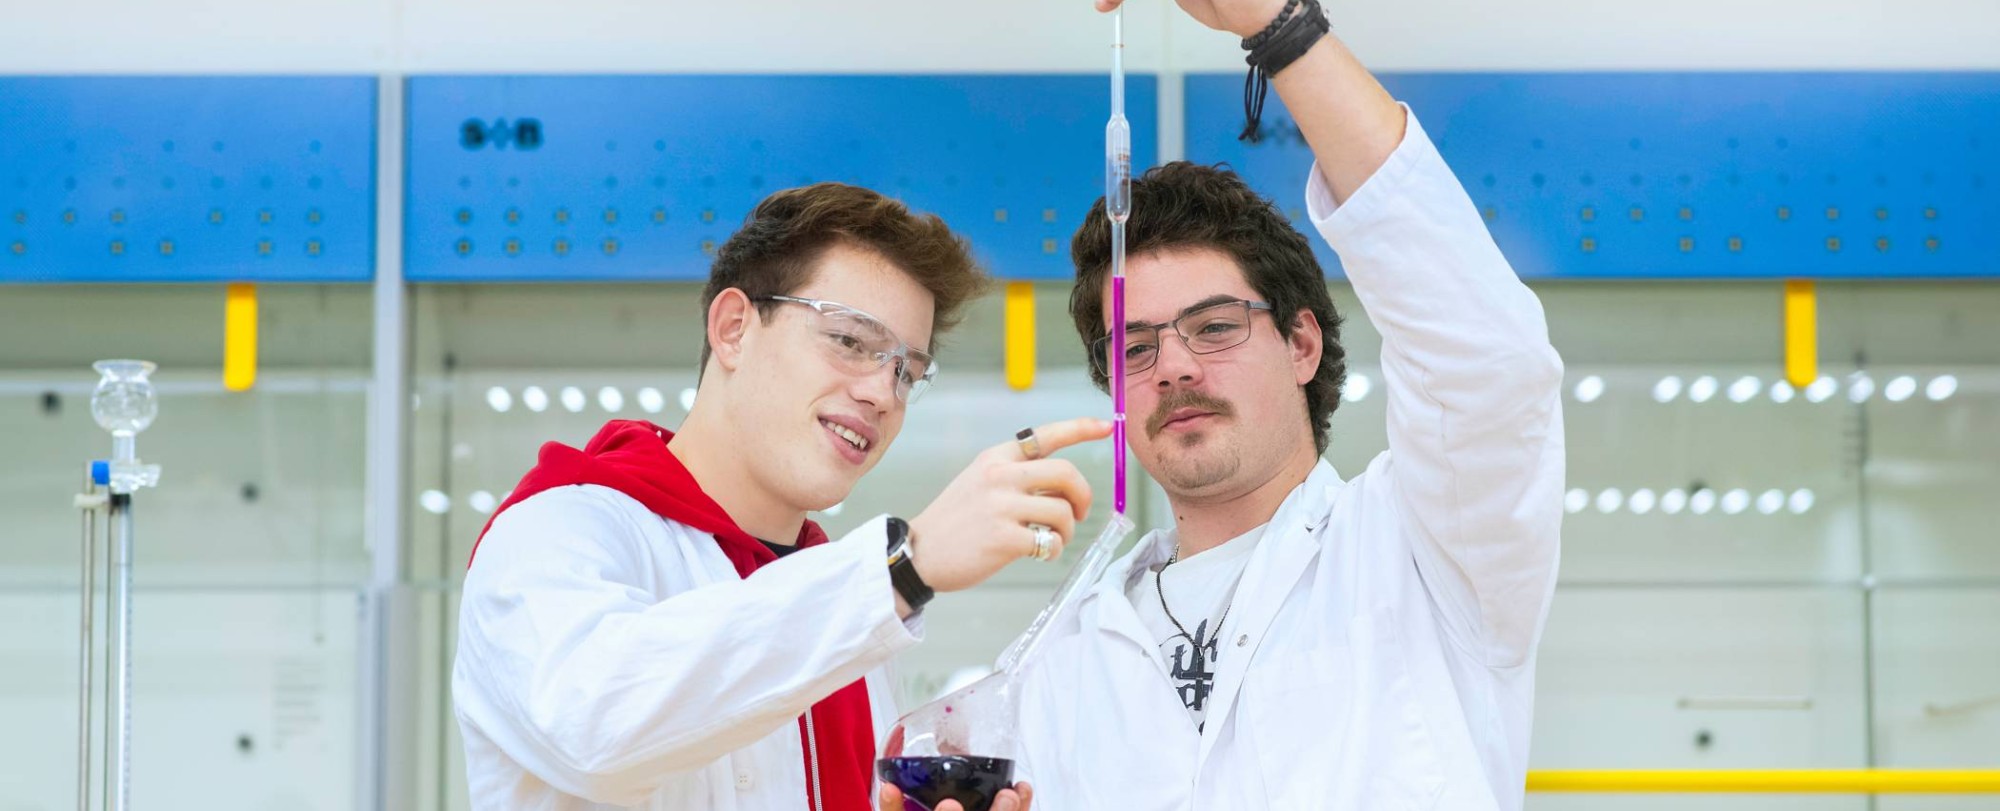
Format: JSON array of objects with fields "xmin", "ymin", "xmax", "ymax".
[
  {"xmin": 1015, "ymin": 427, "xmax": 1044, "ymax": 461},
  {"xmin": 1029, "ymin": 523, "xmax": 1057, "ymax": 561}
]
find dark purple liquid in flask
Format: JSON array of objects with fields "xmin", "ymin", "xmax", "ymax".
[{"xmin": 875, "ymin": 756, "xmax": 1015, "ymax": 811}]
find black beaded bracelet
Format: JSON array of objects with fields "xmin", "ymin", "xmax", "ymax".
[
  {"xmin": 1238, "ymin": 0, "xmax": 1331, "ymax": 143},
  {"xmin": 1255, "ymin": 0, "xmax": 1328, "ymax": 73},
  {"xmin": 1240, "ymin": 0, "xmax": 1301, "ymax": 51}
]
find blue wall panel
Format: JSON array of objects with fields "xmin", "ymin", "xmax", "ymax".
[
  {"xmin": 0, "ymin": 77, "xmax": 377, "ymax": 283},
  {"xmin": 406, "ymin": 75, "xmax": 1156, "ymax": 282},
  {"xmin": 1186, "ymin": 72, "xmax": 1999, "ymax": 280}
]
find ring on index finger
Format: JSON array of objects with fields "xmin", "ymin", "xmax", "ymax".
[{"xmin": 1015, "ymin": 427, "xmax": 1044, "ymax": 461}]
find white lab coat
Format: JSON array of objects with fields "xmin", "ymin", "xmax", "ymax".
[
  {"xmin": 453, "ymin": 484, "xmax": 919, "ymax": 810},
  {"xmin": 1016, "ymin": 108, "xmax": 1565, "ymax": 811}
]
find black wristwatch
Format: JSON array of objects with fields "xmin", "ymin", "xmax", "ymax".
[{"xmin": 885, "ymin": 517, "xmax": 935, "ymax": 614}]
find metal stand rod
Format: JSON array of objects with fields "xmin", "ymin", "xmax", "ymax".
[
  {"xmin": 107, "ymin": 493, "xmax": 133, "ymax": 811},
  {"xmin": 77, "ymin": 468, "xmax": 98, "ymax": 811},
  {"xmin": 86, "ymin": 360, "xmax": 160, "ymax": 811}
]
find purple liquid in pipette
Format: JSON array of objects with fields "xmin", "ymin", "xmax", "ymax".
[{"xmin": 1111, "ymin": 274, "xmax": 1126, "ymax": 514}]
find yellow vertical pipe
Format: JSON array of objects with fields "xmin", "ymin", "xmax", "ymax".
[
  {"xmin": 1784, "ymin": 280, "xmax": 1818, "ymax": 388},
  {"xmin": 1004, "ymin": 282, "xmax": 1036, "ymax": 392},
  {"xmin": 224, "ymin": 283, "xmax": 258, "ymax": 392}
]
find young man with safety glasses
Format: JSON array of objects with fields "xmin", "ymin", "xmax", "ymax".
[
  {"xmin": 906, "ymin": 1, "xmax": 1567, "ymax": 810},
  {"xmin": 454, "ymin": 182, "xmax": 1092, "ymax": 811}
]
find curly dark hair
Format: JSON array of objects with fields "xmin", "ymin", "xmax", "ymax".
[
  {"xmin": 1069, "ymin": 162, "xmax": 1346, "ymax": 454},
  {"xmin": 699, "ymin": 182, "xmax": 988, "ymax": 370}
]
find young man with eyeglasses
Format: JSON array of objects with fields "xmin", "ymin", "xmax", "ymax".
[
  {"xmin": 938, "ymin": 1, "xmax": 1567, "ymax": 809},
  {"xmin": 455, "ymin": 183, "xmax": 1093, "ymax": 811}
]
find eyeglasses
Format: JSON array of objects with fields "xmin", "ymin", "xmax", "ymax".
[
  {"xmin": 754, "ymin": 295, "xmax": 938, "ymax": 403},
  {"xmin": 1091, "ymin": 298, "xmax": 1276, "ymax": 378}
]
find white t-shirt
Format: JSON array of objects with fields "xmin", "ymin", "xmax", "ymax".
[{"xmin": 1125, "ymin": 524, "xmax": 1266, "ymax": 731}]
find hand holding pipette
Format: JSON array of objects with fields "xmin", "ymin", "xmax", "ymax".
[{"xmin": 1095, "ymin": 0, "xmax": 1289, "ymax": 39}]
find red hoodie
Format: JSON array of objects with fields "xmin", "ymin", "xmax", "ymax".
[{"xmin": 470, "ymin": 419, "xmax": 877, "ymax": 811}]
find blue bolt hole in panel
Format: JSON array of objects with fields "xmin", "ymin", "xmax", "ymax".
[
  {"xmin": 1186, "ymin": 72, "xmax": 1999, "ymax": 280},
  {"xmin": 0, "ymin": 77, "xmax": 377, "ymax": 283},
  {"xmin": 406, "ymin": 75, "xmax": 1158, "ymax": 282}
]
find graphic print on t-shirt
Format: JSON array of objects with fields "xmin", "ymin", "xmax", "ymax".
[
  {"xmin": 1129, "ymin": 524, "xmax": 1265, "ymax": 733},
  {"xmin": 1163, "ymin": 618, "xmax": 1221, "ymax": 725}
]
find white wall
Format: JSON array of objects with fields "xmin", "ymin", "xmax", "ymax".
[{"xmin": 3, "ymin": 0, "xmax": 1998, "ymax": 75}]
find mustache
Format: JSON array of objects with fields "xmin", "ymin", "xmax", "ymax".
[{"xmin": 1145, "ymin": 389, "xmax": 1236, "ymax": 438}]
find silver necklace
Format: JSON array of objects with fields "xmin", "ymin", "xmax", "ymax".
[{"xmin": 1154, "ymin": 544, "xmax": 1234, "ymax": 649}]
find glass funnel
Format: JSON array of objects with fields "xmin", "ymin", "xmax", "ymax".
[
  {"xmin": 91, "ymin": 360, "xmax": 159, "ymax": 440},
  {"xmin": 90, "ymin": 359, "xmax": 162, "ymax": 493}
]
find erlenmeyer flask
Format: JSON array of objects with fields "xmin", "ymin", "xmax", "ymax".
[{"xmin": 879, "ymin": 513, "xmax": 1134, "ymax": 811}]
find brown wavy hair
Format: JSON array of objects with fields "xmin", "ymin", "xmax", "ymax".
[{"xmin": 1069, "ymin": 162, "xmax": 1346, "ymax": 453}]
